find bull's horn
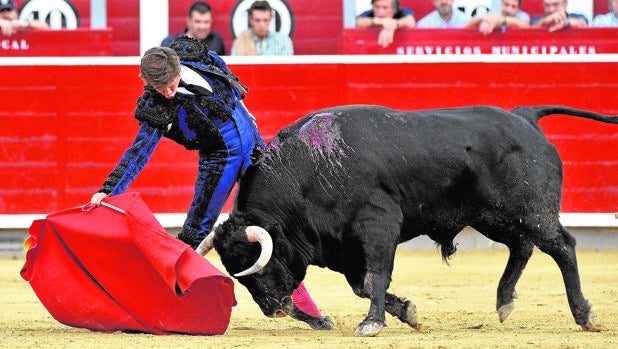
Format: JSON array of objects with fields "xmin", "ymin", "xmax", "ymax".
[
  {"xmin": 196, "ymin": 231, "xmax": 216, "ymax": 256},
  {"xmin": 234, "ymin": 226, "xmax": 273, "ymax": 277}
]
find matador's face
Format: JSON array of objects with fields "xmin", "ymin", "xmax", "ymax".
[{"xmin": 153, "ymin": 74, "xmax": 181, "ymax": 99}]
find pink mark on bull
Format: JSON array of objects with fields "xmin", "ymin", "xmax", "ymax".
[{"xmin": 298, "ymin": 113, "xmax": 338, "ymax": 153}]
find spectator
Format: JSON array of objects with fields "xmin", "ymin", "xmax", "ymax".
[
  {"xmin": 161, "ymin": 1, "xmax": 225, "ymax": 55},
  {"xmin": 592, "ymin": 0, "xmax": 618, "ymax": 27},
  {"xmin": 417, "ymin": 0, "xmax": 471, "ymax": 28},
  {"xmin": 531, "ymin": 0, "xmax": 588, "ymax": 32},
  {"xmin": 465, "ymin": 0, "xmax": 529, "ymax": 35},
  {"xmin": 0, "ymin": 0, "xmax": 48, "ymax": 37},
  {"xmin": 355, "ymin": 0, "xmax": 416, "ymax": 48},
  {"xmin": 231, "ymin": 0, "xmax": 293, "ymax": 56}
]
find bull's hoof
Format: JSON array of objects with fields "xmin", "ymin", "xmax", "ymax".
[
  {"xmin": 579, "ymin": 308, "xmax": 599, "ymax": 332},
  {"xmin": 354, "ymin": 320, "xmax": 384, "ymax": 337},
  {"xmin": 497, "ymin": 301, "xmax": 514, "ymax": 323},
  {"xmin": 306, "ymin": 316, "xmax": 335, "ymax": 330},
  {"xmin": 289, "ymin": 307, "xmax": 335, "ymax": 330},
  {"xmin": 575, "ymin": 300, "xmax": 600, "ymax": 332},
  {"xmin": 580, "ymin": 324, "xmax": 601, "ymax": 332},
  {"xmin": 402, "ymin": 300, "xmax": 419, "ymax": 329}
]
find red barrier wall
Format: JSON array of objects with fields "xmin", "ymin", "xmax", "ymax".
[
  {"xmin": 0, "ymin": 29, "xmax": 113, "ymax": 57},
  {"xmin": 1, "ymin": 55, "xmax": 617, "ymax": 214}
]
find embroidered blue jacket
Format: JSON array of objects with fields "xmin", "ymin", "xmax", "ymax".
[{"xmin": 101, "ymin": 54, "xmax": 262, "ymax": 194}]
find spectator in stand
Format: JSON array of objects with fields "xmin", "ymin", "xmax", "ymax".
[
  {"xmin": 465, "ymin": 0, "xmax": 529, "ymax": 35},
  {"xmin": 592, "ymin": 0, "xmax": 618, "ymax": 27},
  {"xmin": 417, "ymin": 0, "xmax": 471, "ymax": 28},
  {"xmin": 530, "ymin": 0, "xmax": 587, "ymax": 32},
  {"xmin": 231, "ymin": 1, "xmax": 293, "ymax": 56},
  {"xmin": 0, "ymin": 0, "xmax": 48, "ymax": 37},
  {"xmin": 161, "ymin": 1, "xmax": 225, "ymax": 56},
  {"xmin": 355, "ymin": 0, "xmax": 416, "ymax": 48}
]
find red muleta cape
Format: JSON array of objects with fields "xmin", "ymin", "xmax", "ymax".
[{"xmin": 20, "ymin": 192, "xmax": 236, "ymax": 335}]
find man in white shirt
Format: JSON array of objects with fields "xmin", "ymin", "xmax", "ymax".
[{"xmin": 417, "ymin": 0, "xmax": 471, "ymax": 28}]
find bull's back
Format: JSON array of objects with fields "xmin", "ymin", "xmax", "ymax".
[
  {"xmin": 257, "ymin": 105, "xmax": 560, "ymax": 236},
  {"xmin": 281, "ymin": 104, "xmax": 546, "ymax": 169}
]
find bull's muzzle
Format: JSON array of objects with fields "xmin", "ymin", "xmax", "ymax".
[{"xmin": 263, "ymin": 295, "xmax": 293, "ymax": 318}]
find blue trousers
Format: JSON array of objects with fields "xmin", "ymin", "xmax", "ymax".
[{"xmin": 182, "ymin": 114, "xmax": 262, "ymax": 248}]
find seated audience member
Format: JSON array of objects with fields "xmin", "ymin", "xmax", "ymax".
[
  {"xmin": 355, "ymin": 0, "xmax": 416, "ymax": 48},
  {"xmin": 417, "ymin": 0, "xmax": 471, "ymax": 28},
  {"xmin": 0, "ymin": 0, "xmax": 49, "ymax": 37},
  {"xmin": 231, "ymin": 1, "xmax": 293, "ymax": 56},
  {"xmin": 592, "ymin": 0, "xmax": 618, "ymax": 27},
  {"xmin": 161, "ymin": 1, "xmax": 225, "ymax": 55},
  {"xmin": 531, "ymin": 0, "xmax": 587, "ymax": 32},
  {"xmin": 466, "ymin": 0, "xmax": 529, "ymax": 35}
]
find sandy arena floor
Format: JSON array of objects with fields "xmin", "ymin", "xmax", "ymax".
[{"xmin": 2, "ymin": 249, "xmax": 617, "ymax": 348}]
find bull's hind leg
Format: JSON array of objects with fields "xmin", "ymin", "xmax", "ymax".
[
  {"xmin": 533, "ymin": 224, "xmax": 598, "ymax": 331},
  {"xmin": 496, "ymin": 238, "xmax": 534, "ymax": 322},
  {"xmin": 496, "ymin": 240, "xmax": 534, "ymax": 322},
  {"xmin": 473, "ymin": 224, "xmax": 535, "ymax": 323},
  {"xmin": 385, "ymin": 293, "xmax": 419, "ymax": 329}
]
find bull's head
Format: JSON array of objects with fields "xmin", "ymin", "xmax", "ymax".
[{"xmin": 203, "ymin": 217, "xmax": 300, "ymax": 318}]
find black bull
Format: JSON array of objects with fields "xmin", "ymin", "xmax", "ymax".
[{"xmin": 202, "ymin": 105, "xmax": 617, "ymax": 336}]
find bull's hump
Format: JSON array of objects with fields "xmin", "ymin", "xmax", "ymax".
[{"xmin": 298, "ymin": 112, "xmax": 341, "ymax": 153}]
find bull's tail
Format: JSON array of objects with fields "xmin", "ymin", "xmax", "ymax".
[{"xmin": 511, "ymin": 105, "xmax": 618, "ymax": 125}]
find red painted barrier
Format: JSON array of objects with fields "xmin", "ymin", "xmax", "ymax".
[
  {"xmin": 1, "ymin": 55, "xmax": 617, "ymax": 214},
  {"xmin": 0, "ymin": 29, "xmax": 113, "ymax": 57}
]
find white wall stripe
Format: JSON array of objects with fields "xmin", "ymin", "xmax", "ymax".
[{"xmin": 1, "ymin": 54, "xmax": 617, "ymax": 67}]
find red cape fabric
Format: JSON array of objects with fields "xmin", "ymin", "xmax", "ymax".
[{"xmin": 20, "ymin": 192, "xmax": 236, "ymax": 335}]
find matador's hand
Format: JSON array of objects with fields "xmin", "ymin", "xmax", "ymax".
[{"xmin": 90, "ymin": 192, "xmax": 108, "ymax": 206}]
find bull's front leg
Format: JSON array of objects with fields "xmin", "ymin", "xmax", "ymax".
[
  {"xmin": 350, "ymin": 194, "xmax": 402, "ymax": 336},
  {"xmin": 385, "ymin": 293, "xmax": 419, "ymax": 329},
  {"xmin": 354, "ymin": 271, "xmax": 390, "ymax": 336}
]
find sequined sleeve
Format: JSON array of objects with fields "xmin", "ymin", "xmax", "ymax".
[{"xmin": 99, "ymin": 122, "xmax": 163, "ymax": 195}]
